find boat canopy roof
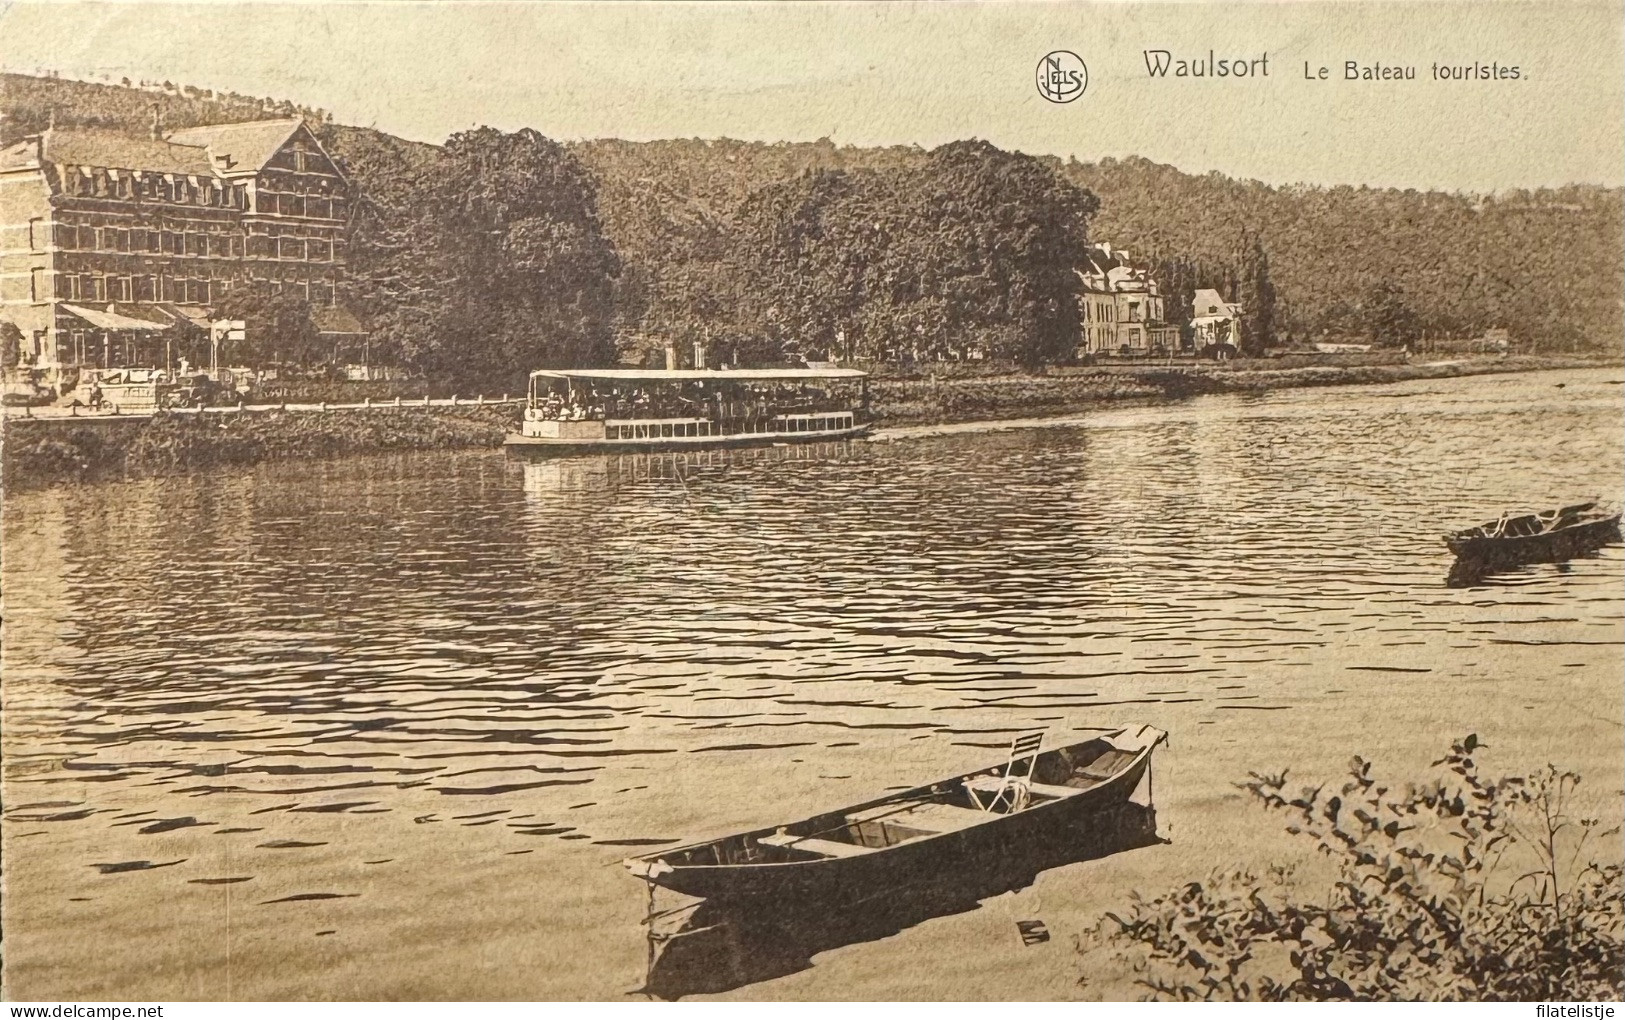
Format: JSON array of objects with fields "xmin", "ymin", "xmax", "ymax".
[{"xmin": 528, "ymin": 367, "xmax": 868, "ymax": 382}]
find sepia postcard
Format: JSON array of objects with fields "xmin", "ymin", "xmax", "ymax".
[{"xmin": 1, "ymin": 0, "xmax": 1621, "ymax": 1005}]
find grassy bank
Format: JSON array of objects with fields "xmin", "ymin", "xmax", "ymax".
[
  {"xmin": 1, "ymin": 404, "xmax": 519, "ymax": 490},
  {"xmin": 3, "ymin": 355, "xmax": 1614, "ymax": 489}
]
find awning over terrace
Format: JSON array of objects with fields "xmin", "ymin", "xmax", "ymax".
[{"xmin": 60, "ymin": 303, "xmax": 175, "ymax": 331}]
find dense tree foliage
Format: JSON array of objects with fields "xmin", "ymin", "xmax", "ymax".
[
  {"xmin": 577, "ymin": 141, "xmax": 1623, "ymax": 356},
  {"xmin": 0, "ymin": 72, "xmax": 329, "ymax": 144},
  {"xmin": 330, "ymin": 126, "xmax": 621, "ymax": 387},
  {"xmin": 1, "ymin": 320, "xmax": 24, "ymax": 371},
  {"xmin": 1234, "ymin": 234, "xmax": 1277, "ymax": 356},
  {"xmin": 1062, "ymin": 156, "xmax": 1623, "ymax": 350},
  {"xmin": 706, "ymin": 141, "xmax": 1099, "ymax": 365},
  {"xmin": 214, "ymin": 283, "xmax": 320, "ymax": 366}
]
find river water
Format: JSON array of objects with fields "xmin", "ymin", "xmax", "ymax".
[{"xmin": 3, "ymin": 367, "xmax": 1622, "ymax": 1000}]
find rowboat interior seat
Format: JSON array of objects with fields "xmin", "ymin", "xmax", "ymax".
[
  {"xmin": 962, "ymin": 776, "xmax": 1086, "ymax": 800},
  {"xmin": 756, "ymin": 831, "xmax": 875, "ymax": 858},
  {"xmin": 1072, "ymin": 748, "xmax": 1137, "ymax": 783}
]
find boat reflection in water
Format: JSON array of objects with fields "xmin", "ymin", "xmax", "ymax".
[
  {"xmin": 636, "ymin": 802, "xmax": 1162, "ymax": 1000},
  {"xmin": 519, "ymin": 441, "xmax": 859, "ymax": 500}
]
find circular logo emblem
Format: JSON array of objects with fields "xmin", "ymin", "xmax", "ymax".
[{"xmin": 1036, "ymin": 51, "xmax": 1088, "ymax": 103}]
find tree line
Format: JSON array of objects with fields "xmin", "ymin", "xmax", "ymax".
[
  {"xmin": 5, "ymin": 73, "xmax": 1622, "ymax": 387},
  {"xmin": 318, "ymin": 129, "xmax": 1110, "ymax": 385}
]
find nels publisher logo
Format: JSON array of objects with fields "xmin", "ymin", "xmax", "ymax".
[{"xmin": 1037, "ymin": 50, "xmax": 1088, "ymax": 103}]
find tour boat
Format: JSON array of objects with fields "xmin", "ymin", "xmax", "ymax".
[
  {"xmin": 503, "ymin": 367, "xmax": 872, "ymax": 454},
  {"xmin": 623, "ymin": 725, "xmax": 1166, "ymax": 902},
  {"xmin": 1443, "ymin": 502, "xmax": 1622, "ymax": 562}
]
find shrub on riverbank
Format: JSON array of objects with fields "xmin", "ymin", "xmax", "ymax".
[{"xmin": 1087, "ymin": 736, "xmax": 1624, "ymax": 1000}]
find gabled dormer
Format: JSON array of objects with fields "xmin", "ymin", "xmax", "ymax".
[{"xmin": 166, "ymin": 119, "xmax": 346, "ymax": 187}]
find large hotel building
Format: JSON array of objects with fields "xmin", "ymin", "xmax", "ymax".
[{"xmin": 0, "ymin": 116, "xmax": 360, "ymax": 383}]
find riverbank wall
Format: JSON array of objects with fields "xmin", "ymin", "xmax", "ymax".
[
  {"xmin": 1, "ymin": 404, "xmax": 516, "ymax": 490},
  {"xmin": 866, "ymin": 353, "xmax": 1612, "ymax": 427},
  {"xmin": 2, "ymin": 355, "xmax": 1613, "ymax": 489}
]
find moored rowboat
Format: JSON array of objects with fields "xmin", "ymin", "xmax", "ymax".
[
  {"xmin": 1443, "ymin": 502, "xmax": 1622, "ymax": 561},
  {"xmin": 623, "ymin": 725, "xmax": 1166, "ymax": 901}
]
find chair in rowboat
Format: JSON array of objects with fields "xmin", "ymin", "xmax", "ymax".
[{"xmin": 964, "ymin": 731, "xmax": 1045, "ymax": 813}]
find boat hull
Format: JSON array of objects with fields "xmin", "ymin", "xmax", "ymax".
[
  {"xmin": 1445, "ymin": 516, "xmax": 1622, "ymax": 562},
  {"xmin": 652, "ymin": 762, "xmax": 1146, "ymax": 901},
  {"xmin": 503, "ymin": 424, "xmax": 870, "ymax": 456},
  {"xmin": 628, "ymin": 733, "xmax": 1159, "ymax": 902}
]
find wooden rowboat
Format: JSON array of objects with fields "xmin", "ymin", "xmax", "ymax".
[
  {"xmin": 623, "ymin": 725, "xmax": 1166, "ymax": 902},
  {"xmin": 1443, "ymin": 502, "xmax": 1622, "ymax": 562}
]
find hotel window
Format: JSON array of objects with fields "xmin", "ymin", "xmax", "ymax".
[
  {"xmin": 113, "ymin": 277, "xmax": 133, "ymax": 303},
  {"xmin": 28, "ymin": 218, "xmax": 45, "ymax": 250},
  {"xmin": 307, "ymin": 239, "xmax": 331, "ymax": 261},
  {"xmin": 115, "ymin": 229, "xmax": 131, "ymax": 253},
  {"xmin": 87, "ymin": 276, "xmax": 106, "ymax": 302},
  {"xmin": 135, "ymin": 276, "xmax": 155, "ymax": 302},
  {"xmin": 31, "ymin": 268, "xmax": 47, "ymax": 303},
  {"xmin": 61, "ymin": 275, "xmax": 80, "ymax": 300},
  {"xmin": 279, "ymin": 238, "xmax": 305, "ymax": 260},
  {"xmin": 308, "ymin": 196, "xmax": 331, "ymax": 219},
  {"xmin": 79, "ymin": 225, "xmax": 96, "ymax": 249}
]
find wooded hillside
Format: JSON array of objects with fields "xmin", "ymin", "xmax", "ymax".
[{"xmin": 5, "ymin": 71, "xmax": 1620, "ymax": 371}]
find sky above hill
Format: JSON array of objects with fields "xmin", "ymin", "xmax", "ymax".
[{"xmin": 2, "ymin": 1, "xmax": 1621, "ymax": 192}]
